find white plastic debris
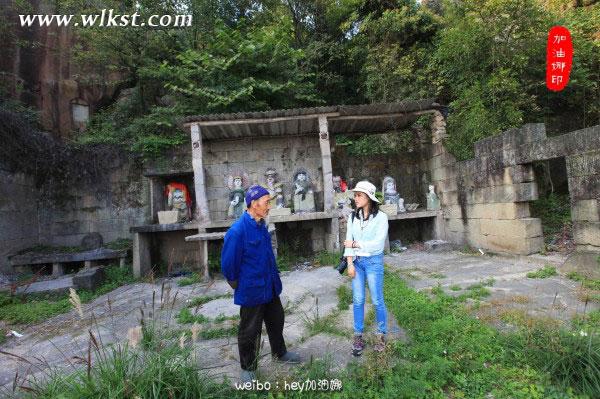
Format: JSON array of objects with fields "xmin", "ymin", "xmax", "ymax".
[
  {"xmin": 478, "ymin": 248, "xmax": 485, "ymax": 255},
  {"xmin": 7, "ymin": 330, "xmax": 23, "ymax": 338}
]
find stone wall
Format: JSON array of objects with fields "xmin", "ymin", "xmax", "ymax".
[
  {"xmin": 202, "ymin": 136, "xmax": 324, "ymax": 221},
  {"xmin": 566, "ymin": 150, "xmax": 600, "ymax": 251},
  {"xmin": 0, "ymin": 169, "xmax": 41, "ymax": 274},
  {"xmin": 427, "ymin": 123, "xmax": 600, "ymax": 255},
  {"xmin": 0, "ymin": 156, "xmax": 148, "ymax": 274}
]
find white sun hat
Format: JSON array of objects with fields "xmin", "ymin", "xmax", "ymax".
[{"xmin": 351, "ymin": 181, "xmax": 380, "ymax": 203}]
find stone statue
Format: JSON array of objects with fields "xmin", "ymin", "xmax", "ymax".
[
  {"xmin": 398, "ymin": 197, "xmax": 406, "ymax": 213},
  {"xmin": 165, "ymin": 182, "xmax": 192, "ymax": 222},
  {"xmin": 426, "ymin": 184, "xmax": 441, "ymax": 210},
  {"xmin": 293, "ymin": 168, "xmax": 316, "ymax": 213},
  {"xmin": 382, "ymin": 176, "xmax": 403, "ymax": 212},
  {"xmin": 264, "ymin": 168, "xmax": 285, "ymax": 209},
  {"xmin": 226, "ymin": 173, "xmax": 249, "ymax": 219},
  {"xmin": 333, "ymin": 175, "xmax": 351, "ymax": 212}
]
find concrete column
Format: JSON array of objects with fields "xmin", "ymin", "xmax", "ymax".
[
  {"xmin": 325, "ymin": 217, "xmax": 340, "ymax": 252},
  {"xmin": 200, "ymin": 240, "xmax": 210, "ymax": 280},
  {"xmin": 433, "ymin": 210, "xmax": 446, "ymax": 240},
  {"xmin": 269, "ymin": 223, "xmax": 278, "ymax": 258},
  {"xmin": 52, "ymin": 262, "xmax": 64, "ymax": 277},
  {"xmin": 318, "ymin": 115, "xmax": 334, "ymax": 212},
  {"xmin": 133, "ymin": 232, "xmax": 152, "ymax": 278},
  {"xmin": 190, "ymin": 123, "xmax": 210, "ymax": 223}
]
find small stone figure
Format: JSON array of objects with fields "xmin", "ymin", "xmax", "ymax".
[
  {"xmin": 293, "ymin": 168, "xmax": 316, "ymax": 213},
  {"xmin": 333, "ymin": 175, "xmax": 351, "ymax": 213},
  {"xmin": 275, "ymin": 185, "xmax": 285, "ymax": 208},
  {"xmin": 398, "ymin": 197, "xmax": 406, "ymax": 213},
  {"xmin": 165, "ymin": 182, "xmax": 192, "ymax": 222},
  {"xmin": 426, "ymin": 184, "xmax": 441, "ymax": 210},
  {"xmin": 227, "ymin": 173, "xmax": 249, "ymax": 219},
  {"xmin": 264, "ymin": 168, "xmax": 285, "ymax": 208}
]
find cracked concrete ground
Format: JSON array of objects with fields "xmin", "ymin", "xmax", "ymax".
[{"xmin": 0, "ymin": 249, "xmax": 596, "ymax": 392}]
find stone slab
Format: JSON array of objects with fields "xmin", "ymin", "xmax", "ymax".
[
  {"xmin": 15, "ymin": 276, "xmax": 74, "ymax": 295},
  {"xmin": 560, "ymin": 251, "xmax": 600, "ymax": 280}
]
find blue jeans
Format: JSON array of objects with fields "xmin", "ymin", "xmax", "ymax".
[{"xmin": 352, "ymin": 253, "xmax": 387, "ymax": 335}]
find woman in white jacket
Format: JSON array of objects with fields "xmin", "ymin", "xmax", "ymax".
[{"xmin": 343, "ymin": 180, "xmax": 389, "ymax": 356}]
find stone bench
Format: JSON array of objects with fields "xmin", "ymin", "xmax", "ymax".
[
  {"xmin": 9, "ymin": 248, "xmax": 128, "ymax": 277},
  {"xmin": 185, "ymin": 232, "xmax": 227, "ymax": 279}
]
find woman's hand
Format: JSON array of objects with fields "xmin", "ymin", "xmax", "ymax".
[
  {"xmin": 344, "ymin": 240, "xmax": 359, "ymax": 248},
  {"xmin": 347, "ymin": 262, "xmax": 356, "ymax": 278}
]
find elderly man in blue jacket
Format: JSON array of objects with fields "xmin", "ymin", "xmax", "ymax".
[{"xmin": 221, "ymin": 185, "xmax": 301, "ymax": 383}]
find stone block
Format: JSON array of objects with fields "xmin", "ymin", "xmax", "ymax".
[
  {"xmin": 566, "ymin": 151, "xmax": 600, "ymax": 177},
  {"xmin": 73, "ymin": 266, "xmax": 106, "ymax": 291},
  {"xmin": 568, "ymin": 175, "xmax": 600, "ymax": 201},
  {"xmin": 572, "ymin": 200, "xmax": 600, "ymax": 222},
  {"xmin": 443, "ymin": 205, "xmax": 463, "ymax": 219},
  {"xmin": 441, "ymin": 190, "xmax": 460, "ymax": 206},
  {"xmin": 446, "ymin": 230, "xmax": 466, "ymax": 245},
  {"xmin": 573, "ymin": 222, "xmax": 600, "ymax": 247},
  {"xmin": 446, "ymin": 218, "xmax": 466, "ymax": 233},
  {"xmin": 466, "ymin": 219, "xmax": 483, "ymax": 247},
  {"xmin": 469, "ymin": 182, "xmax": 538, "ymax": 204},
  {"xmin": 424, "ymin": 240, "xmax": 454, "ymax": 252},
  {"xmin": 480, "ymin": 218, "xmax": 542, "ymax": 238},
  {"xmin": 484, "ymin": 235, "xmax": 543, "ymax": 255},
  {"xmin": 517, "ymin": 125, "xmax": 600, "ymax": 163},
  {"xmin": 469, "ymin": 203, "xmax": 530, "ymax": 220}
]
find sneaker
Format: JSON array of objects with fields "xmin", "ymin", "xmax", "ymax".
[
  {"xmin": 373, "ymin": 334, "xmax": 386, "ymax": 353},
  {"xmin": 240, "ymin": 369, "xmax": 257, "ymax": 384},
  {"xmin": 352, "ymin": 334, "xmax": 365, "ymax": 356},
  {"xmin": 275, "ymin": 351, "xmax": 301, "ymax": 364}
]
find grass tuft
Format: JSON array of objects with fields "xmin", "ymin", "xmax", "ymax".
[{"xmin": 527, "ymin": 265, "xmax": 558, "ymax": 279}]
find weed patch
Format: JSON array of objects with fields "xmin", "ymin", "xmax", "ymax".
[{"xmin": 527, "ymin": 265, "xmax": 558, "ymax": 279}]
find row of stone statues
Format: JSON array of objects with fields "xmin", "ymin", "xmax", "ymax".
[
  {"xmin": 335, "ymin": 175, "xmax": 440, "ymax": 214},
  {"xmin": 162, "ymin": 171, "xmax": 440, "ymax": 223},
  {"xmin": 226, "ymin": 168, "xmax": 317, "ymax": 218}
]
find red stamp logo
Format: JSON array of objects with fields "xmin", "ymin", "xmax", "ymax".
[{"xmin": 546, "ymin": 26, "xmax": 573, "ymax": 91}]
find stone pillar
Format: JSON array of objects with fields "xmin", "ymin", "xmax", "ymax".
[
  {"xmin": 318, "ymin": 115, "xmax": 334, "ymax": 212},
  {"xmin": 133, "ymin": 232, "xmax": 152, "ymax": 278},
  {"xmin": 190, "ymin": 123, "xmax": 210, "ymax": 223},
  {"xmin": 325, "ymin": 217, "xmax": 340, "ymax": 252},
  {"xmin": 52, "ymin": 262, "xmax": 64, "ymax": 277}
]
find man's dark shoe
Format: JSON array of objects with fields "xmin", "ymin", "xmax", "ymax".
[
  {"xmin": 352, "ymin": 334, "xmax": 365, "ymax": 357},
  {"xmin": 275, "ymin": 351, "xmax": 301, "ymax": 364},
  {"xmin": 240, "ymin": 369, "xmax": 256, "ymax": 384}
]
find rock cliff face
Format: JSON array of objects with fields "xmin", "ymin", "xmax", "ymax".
[{"xmin": 0, "ymin": 0, "xmax": 119, "ymax": 138}]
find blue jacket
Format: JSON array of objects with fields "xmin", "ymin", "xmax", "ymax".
[{"xmin": 221, "ymin": 212, "xmax": 282, "ymax": 307}]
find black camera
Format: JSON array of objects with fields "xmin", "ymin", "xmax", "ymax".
[{"xmin": 335, "ymin": 256, "xmax": 348, "ymax": 274}]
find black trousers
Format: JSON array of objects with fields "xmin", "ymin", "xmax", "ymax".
[{"xmin": 238, "ymin": 296, "xmax": 287, "ymax": 371}]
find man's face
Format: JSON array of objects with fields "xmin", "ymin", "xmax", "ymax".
[
  {"xmin": 250, "ymin": 194, "xmax": 271, "ymax": 219},
  {"xmin": 297, "ymin": 173, "xmax": 306, "ymax": 182},
  {"xmin": 234, "ymin": 178, "xmax": 242, "ymax": 188},
  {"xmin": 386, "ymin": 181, "xmax": 394, "ymax": 192}
]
